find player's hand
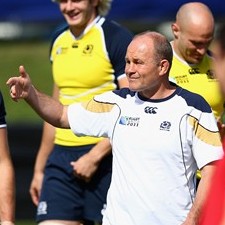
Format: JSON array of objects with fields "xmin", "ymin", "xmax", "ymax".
[
  {"xmin": 6, "ymin": 65, "xmax": 32, "ymax": 102},
  {"xmin": 70, "ymin": 152, "xmax": 99, "ymax": 182},
  {"xmin": 29, "ymin": 171, "xmax": 44, "ymax": 206}
]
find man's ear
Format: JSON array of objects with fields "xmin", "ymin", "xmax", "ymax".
[
  {"xmin": 171, "ymin": 23, "xmax": 179, "ymax": 39},
  {"xmin": 159, "ymin": 59, "xmax": 170, "ymax": 76}
]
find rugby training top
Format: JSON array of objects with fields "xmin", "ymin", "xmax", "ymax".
[
  {"xmin": 67, "ymin": 86, "xmax": 224, "ymax": 225},
  {"xmin": 50, "ymin": 16, "xmax": 133, "ymax": 146},
  {"xmin": 169, "ymin": 45, "xmax": 224, "ymax": 119}
]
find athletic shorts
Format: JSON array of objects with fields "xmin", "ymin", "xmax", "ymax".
[{"xmin": 36, "ymin": 144, "xmax": 112, "ymax": 223}]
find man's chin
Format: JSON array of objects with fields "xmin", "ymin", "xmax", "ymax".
[
  {"xmin": 129, "ymin": 86, "xmax": 139, "ymax": 92},
  {"xmin": 189, "ymin": 56, "xmax": 203, "ymax": 64}
]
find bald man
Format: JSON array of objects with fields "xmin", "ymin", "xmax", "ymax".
[{"xmin": 169, "ymin": 2, "xmax": 225, "ymax": 120}]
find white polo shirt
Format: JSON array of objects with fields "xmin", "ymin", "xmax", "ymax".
[{"xmin": 68, "ymin": 86, "xmax": 223, "ymax": 225}]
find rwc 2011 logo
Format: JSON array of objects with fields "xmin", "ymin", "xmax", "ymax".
[{"xmin": 119, "ymin": 116, "xmax": 140, "ymax": 127}]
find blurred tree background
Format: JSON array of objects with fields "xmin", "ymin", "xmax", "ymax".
[{"xmin": 0, "ymin": 41, "xmax": 52, "ymax": 124}]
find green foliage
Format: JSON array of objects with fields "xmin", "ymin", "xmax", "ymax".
[{"xmin": 0, "ymin": 40, "xmax": 53, "ymax": 125}]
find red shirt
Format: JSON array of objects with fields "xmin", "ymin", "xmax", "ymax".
[{"xmin": 199, "ymin": 155, "xmax": 225, "ymax": 225}]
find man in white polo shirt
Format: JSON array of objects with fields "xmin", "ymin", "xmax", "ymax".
[{"xmin": 7, "ymin": 31, "xmax": 223, "ymax": 225}]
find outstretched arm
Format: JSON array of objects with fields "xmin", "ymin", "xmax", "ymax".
[
  {"xmin": 29, "ymin": 122, "xmax": 55, "ymax": 205},
  {"xmin": 6, "ymin": 65, "xmax": 69, "ymax": 129},
  {"xmin": 29, "ymin": 84, "xmax": 59, "ymax": 205}
]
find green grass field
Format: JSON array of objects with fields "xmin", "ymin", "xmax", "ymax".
[
  {"xmin": 17, "ymin": 220, "xmax": 36, "ymax": 225},
  {"xmin": 0, "ymin": 40, "xmax": 53, "ymax": 125}
]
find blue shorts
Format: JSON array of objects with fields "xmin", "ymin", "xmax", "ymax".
[{"xmin": 36, "ymin": 144, "xmax": 112, "ymax": 223}]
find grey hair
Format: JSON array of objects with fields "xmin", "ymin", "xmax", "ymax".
[{"xmin": 134, "ymin": 31, "xmax": 173, "ymax": 69}]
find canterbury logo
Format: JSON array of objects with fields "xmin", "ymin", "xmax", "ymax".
[
  {"xmin": 144, "ymin": 106, "xmax": 158, "ymax": 114},
  {"xmin": 188, "ymin": 68, "xmax": 200, "ymax": 74}
]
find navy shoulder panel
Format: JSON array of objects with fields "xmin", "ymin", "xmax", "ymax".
[
  {"xmin": 102, "ymin": 19, "xmax": 133, "ymax": 85},
  {"xmin": 113, "ymin": 88, "xmax": 136, "ymax": 98},
  {"xmin": 102, "ymin": 19, "xmax": 133, "ymax": 40},
  {"xmin": 177, "ymin": 87, "xmax": 212, "ymax": 113},
  {"xmin": 102, "ymin": 19, "xmax": 133, "ymax": 59}
]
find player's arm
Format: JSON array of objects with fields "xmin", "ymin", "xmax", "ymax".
[
  {"xmin": 71, "ymin": 137, "xmax": 112, "ymax": 182},
  {"xmin": 7, "ymin": 65, "xmax": 69, "ymax": 129},
  {"xmin": 29, "ymin": 121, "xmax": 55, "ymax": 205},
  {"xmin": 182, "ymin": 162, "xmax": 218, "ymax": 225},
  {"xmin": 29, "ymin": 85, "xmax": 58, "ymax": 205},
  {"xmin": 0, "ymin": 127, "xmax": 15, "ymax": 224}
]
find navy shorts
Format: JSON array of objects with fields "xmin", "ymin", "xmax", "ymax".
[{"xmin": 36, "ymin": 144, "xmax": 112, "ymax": 223}]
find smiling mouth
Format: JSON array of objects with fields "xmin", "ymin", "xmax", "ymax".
[
  {"xmin": 193, "ymin": 51, "xmax": 204, "ymax": 58},
  {"xmin": 67, "ymin": 11, "xmax": 80, "ymax": 19},
  {"xmin": 128, "ymin": 75, "xmax": 139, "ymax": 79},
  {"xmin": 194, "ymin": 54, "xmax": 202, "ymax": 58},
  {"xmin": 128, "ymin": 78, "xmax": 138, "ymax": 82}
]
